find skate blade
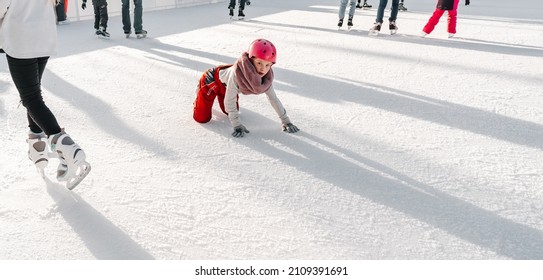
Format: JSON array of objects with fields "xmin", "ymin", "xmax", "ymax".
[
  {"xmin": 390, "ymin": 30, "xmax": 397, "ymax": 35},
  {"xmin": 136, "ymin": 34, "xmax": 147, "ymax": 39},
  {"xmin": 65, "ymin": 161, "xmax": 91, "ymax": 190},
  {"xmin": 369, "ymin": 30, "xmax": 379, "ymax": 36},
  {"xmin": 37, "ymin": 167, "xmax": 47, "ymax": 179},
  {"xmin": 33, "ymin": 158, "xmax": 49, "ymax": 170}
]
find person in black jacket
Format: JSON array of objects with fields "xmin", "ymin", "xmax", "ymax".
[
  {"xmin": 81, "ymin": 0, "xmax": 110, "ymax": 39},
  {"xmin": 229, "ymin": 0, "xmax": 247, "ymax": 19},
  {"xmin": 55, "ymin": 0, "xmax": 69, "ymax": 24},
  {"xmin": 421, "ymin": 0, "xmax": 470, "ymax": 38}
]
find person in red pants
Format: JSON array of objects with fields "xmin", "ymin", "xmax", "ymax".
[
  {"xmin": 193, "ymin": 39, "xmax": 299, "ymax": 138},
  {"xmin": 421, "ymin": 0, "xmax": 470, "ymax": 38}
]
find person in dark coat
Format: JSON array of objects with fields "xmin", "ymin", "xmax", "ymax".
[
  {"xmin": 228, "ymin": 0, "xmax": 247, "ymax": 18},
  {"xmin": 422, "ymin": 0, "xmax": 470, "ymax": 38},
  {"xmin": 55, "ymin": 0, "xmax": 69, "ymax": 24},
  {"xmin": 81, "ymin": 0, "xmax": 110, "ymax": 39}
]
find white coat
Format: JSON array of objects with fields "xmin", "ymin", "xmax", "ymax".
[{"xmin": 0, "ymin": 0, "xmax": 57, "ymax": 58}]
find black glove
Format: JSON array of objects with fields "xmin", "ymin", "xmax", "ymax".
[
  {"xmin": 282, "ymin": 123, "xmax": 299, "ymax": 133},
  {"xmin": 81, "ymin": 1, "xmax": 87, "ymax": 9},
  {"xmin": 465, "ymin": 0, "xmax": 470, "ymax": 5},
  {"xmin": 232, "ymin": 125, "xmax": 250, "ymax": 137}
]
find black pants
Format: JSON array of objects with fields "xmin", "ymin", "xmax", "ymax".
[
  {"xmin": 6, "ymin": 55, "xmax": 61, "ymax": 135},
  {"xmin": 229, "ymin": 0, "xmax": 246, "ymax": 10},
  {"xmin": 55, "ymin": 0, "xmax": 67, "ymax": 22},
  {"xmin": 93, "ymin": 0, "xmax": 109, "ymax": 30}
]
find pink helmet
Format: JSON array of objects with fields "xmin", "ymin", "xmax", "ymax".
[{"xmin": 248, "ymin": 39, "xmax": 277, "ymax": 64}]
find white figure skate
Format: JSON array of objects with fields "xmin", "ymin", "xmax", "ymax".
[{"xmin": 49, "ymin": 131, "xmax": 91, "ymax": 190}]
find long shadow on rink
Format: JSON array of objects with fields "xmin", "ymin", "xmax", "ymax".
[
  {"xmin": 43, "ymin": 70, "xmax": 179, "ymax": 160},
  {"xmin": 140, "ymin": 36, "xmax": 543, "ymax": 151},
  {"xmin": 53, "ymin": 0, "xmax": 334, "ymax": 58},
  {"xmin": 275, "ymin": 68, "xmax": 543, "ymax": 151},
  {"xmin": 203, "ymin": 111, "xmax": 543, "ymax": 259},
  {"xmin": 45, "ymin": 178, "xmax": 154, "ymax": 259}
]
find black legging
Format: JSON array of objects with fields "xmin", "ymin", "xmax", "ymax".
[
  {"xmin": 93, "ymin": 0, "xmax": 109, "ymax": 30},
  {"xmin": 6, "ymin": 55, "xmax": 61, "ymax": 135},
  {"xmin": 229, "ymin": 0, "xmax": 246, "ymax": 10}
]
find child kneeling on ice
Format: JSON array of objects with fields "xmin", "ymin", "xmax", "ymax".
[{"xmin": 193, "ymin": 39, "xmax": 299, "ymax": 137}]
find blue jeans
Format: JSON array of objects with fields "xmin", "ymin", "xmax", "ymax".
[
  {"xmin": 376, "ymin": 0, "xmax": 399, "ymax": 23},
  {"xmin": 122, "ymin": 0, "xmax": 143, "ymax": 33},
  {"xmin": 339, "ymin": 0, "xmax": 357, "ymax": 19}
]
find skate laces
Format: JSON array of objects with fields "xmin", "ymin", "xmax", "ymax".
[{"xmin": 48, "ymin": 131, "xmax": 62, "ymax": 151}]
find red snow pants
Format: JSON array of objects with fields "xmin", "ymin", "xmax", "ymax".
[
  {"xmin": 193, "ymin": 65, "xmax": 237, "ymax": 123},
  {"xmin": 423, "ymin": 0, "xmax": 460, "ymax": 34}
]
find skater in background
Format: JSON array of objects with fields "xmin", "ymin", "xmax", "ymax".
[
  {"xmin": 55, "ymin": 0, "xmax": 69, "ymax": 24},
  {"xmin": 229, "ymin": 0, "xmax": 247, "ymax": 19},
  {"xmin": 0, "ymin": 0, "xmax": 90, "ymax": 189},
  {"xmin": 356, "ymin": 0, "xmax": 372, "ymax": 9},
  {"xmin": 81, "ymin": 0, "xmax": 110, "ymax": 39},
  {"xmin": 369, "ymin": 0, "xmax": 400, "ymax": 35},
  {"xmin": 399, "ymin": 0, "xmax": 407, "ymax": 11},
  {"xmin": 338, "ymin": 0, "xmax": 357, "ymax": 29},
  {"xmin": 193, "ymin": 39, "xmax": 299, "ymax": 138},
  {"xmin": 421, "ymin": 0, "xmax": 470, "ymax": 38},
  {"xmin": 122, "ymin": 0, "xmax": 147, "ymax": 38}
]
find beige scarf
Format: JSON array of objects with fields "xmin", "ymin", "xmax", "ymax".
[{"xmin": 234, "ymin": 52, "xmax": 274, "ymax": 95}]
